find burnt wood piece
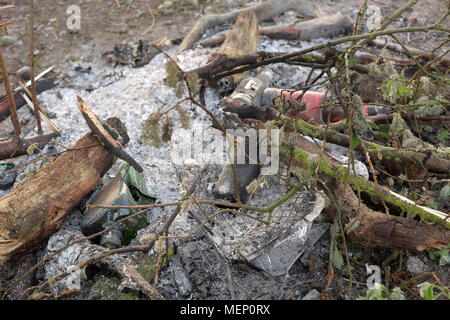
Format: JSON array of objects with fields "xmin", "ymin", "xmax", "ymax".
[
  {"xmin": 200, "ymin": 11, "xmax": 260, "ymax": 90},
  {"xmin": 0, "ymin": 117, "xmax": 127, "ymax": 261},
  {"xmin": 77, "ymin": 96, "xmax": 142, "ymax": 173},
  {"xmin": 0, "ymin": 132, "xmax": 59, "ymax": 160}
]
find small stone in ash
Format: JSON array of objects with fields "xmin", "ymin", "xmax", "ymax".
[
  {"xmin": 16, "ymin": 66, "xmax": 31, "ymax": 81},
  {"xmin": 0, "ymin": 35, "xmax": 22, "ymax": 47},
  {"xmin": 0, "ymin": 164, "xmax": 17, "ymax": 190}
]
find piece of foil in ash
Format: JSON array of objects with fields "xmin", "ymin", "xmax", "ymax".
[
  {"xmin": 243, "ymin": 191, "xmax": 327, "ymax": 276},
  {"xmin": 209, "ymin": 188, "xmax": 327, "ymax": 276}
]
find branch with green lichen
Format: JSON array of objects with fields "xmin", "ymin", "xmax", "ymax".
[
  {"xmin": 285, "ymin": 117, "xmax": 450, "ymax": 174},
  {"xmin": 281, "ymin": 142, "xmax": 450, "ymax": 228}
]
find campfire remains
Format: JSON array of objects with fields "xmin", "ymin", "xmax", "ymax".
[{"xmin": 0, "ymin": 0, "xmax": 449, "ymax": 300}]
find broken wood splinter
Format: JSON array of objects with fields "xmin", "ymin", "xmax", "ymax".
[{"xmin": 77, "ymin": 96, "xmax": 143, "ymax": 173}]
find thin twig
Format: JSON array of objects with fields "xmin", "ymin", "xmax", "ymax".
[{"xmin": 29, "ymin": 0, "xmax": 42, "ymax": 133}]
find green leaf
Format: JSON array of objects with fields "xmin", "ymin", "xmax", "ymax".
[
  {"xmin": 440, "ymin": 183, "xmax": 450, "ymax": 199},
  {"xmin": 174, "ymin": 82, "xmax": 185, "ymax": 98},
  {"xmin": 161, "ymin": 117, "xmax": 174, "ymax": 143},
  {"xmin": 348, "ymin": 56, "xmax": 356, "ymax": 68},
  {"xmin": 178, "ymin": 108, "xmax": 191, "ymax": 129},
  {"xmin": 389, "ymin": 287, "xmax": 406, "ymax": 300},
  {"xmin": 397, "ymin": 86, "xmax": 411, "ymax": 95},
  {"xmin": 142, "ymin": 116, "xmax": 163, "ymax": 148},
  {"xmin": 125, "ymin": 165, "xmax": 150, "ymax": 197},
  {"xmin": 351, "ymin": 129, "xmax": 360, "ymax": 149},
  {"xmin": 352, "ymin": 251, "xmax": 362, "ymax": 260},
  {"xmin": 428, "ymin": 244, "xmax": 450, "ymax": 266},
  {"xmin": 120, "ymin": 163, "xmax": 155, "ymax": 205},
  {"xmin": 345, "ymin": 217, "xmax": 360, "ymax": 234},
  {"xmin": 165, "ymin": 59, "xmax": 182, "ymax": 89},
  {"xmin": 185, "ymin": 72, "xmax": 201, "ymax": 96},
  {"xmin": 419, "ymin": 282, "xmax": 437, "ymax": 300},
  {"xmin": 332, "ymin": 247, "xmax": 344, "ymax": 270},
  {"xmin": 377, "ymin": 151, "xmax": 383, "ymax": 161}
]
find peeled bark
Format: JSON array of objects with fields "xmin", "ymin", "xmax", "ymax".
[
  {"xmin": 0, "ymin": 117, "xmax": 127, "ymax": 262},
  {"xmin": 200, "ymin": 11, "xmax": 260, "ymax": 89}
]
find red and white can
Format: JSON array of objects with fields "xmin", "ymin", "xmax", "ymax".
[{"xmin": 262, "ymin": 88, "xmax": 390, "ymax": 123}]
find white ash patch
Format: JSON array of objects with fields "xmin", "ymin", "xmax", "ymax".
[
  {"xmin": 38, "ymin": 46, "xmax": 219, "ymax": 204},
  {"xmin": 35, "ymin": 34, "xmax": 332, "ymax": 206},
  {"xmin": 32, "ymin": 33, "xmax": 336, "ymax": 262}
]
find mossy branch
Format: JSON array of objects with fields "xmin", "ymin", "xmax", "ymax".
[
  {"xmin": 286, "ymin": 117, "xmax": 450, "ymax": 174},
  {"xmin": 282, "ymin": 143, "xmax": 450, "ymax": 228}
]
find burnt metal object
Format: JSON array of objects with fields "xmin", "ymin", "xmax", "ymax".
[
  {"xmin": 81, "ymin": 175, "xmax": 147, "ymax": 248},
  {"xmin": 214, "ymin": 68, "xmax": 275, "ymax": 204}
]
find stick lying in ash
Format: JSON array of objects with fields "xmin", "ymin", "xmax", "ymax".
[{"xmin": 177, "ymin": 0, "xmax": 318, "ymax": 54}]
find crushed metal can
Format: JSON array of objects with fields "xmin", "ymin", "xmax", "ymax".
[
  {"xmin": 81, "ymin": 174, "xmax": 147, "ymax": 248},
  {"xmin": 241, "ymin": 190, "xmax": 327, "ymax": 276},
  {"xmin": 209, "ymin": 180, "xmax": 328, "ymax": 276}
]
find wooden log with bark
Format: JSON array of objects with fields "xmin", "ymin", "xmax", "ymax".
[
  {"xmin": 0, "ymin": 116, "xmax": 129, "ymax": 263},
  {"xmin": 176, "ymin": 0, "xmax": 318, "ymax": 54},
  {"xmin": 322, "ymin": 173, "xmax": 450, "ymax": 251}
]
